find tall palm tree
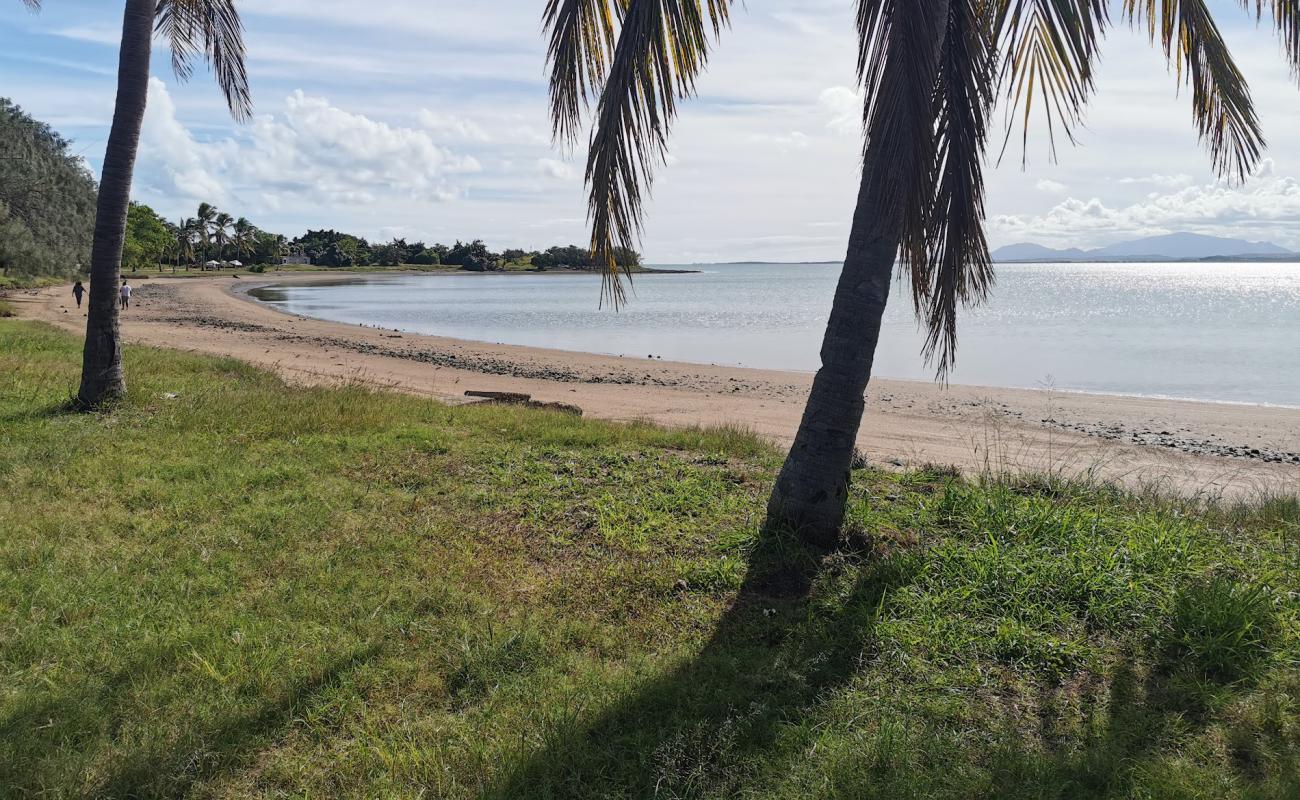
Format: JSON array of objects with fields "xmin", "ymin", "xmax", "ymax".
[
  {"xmin": 21, "ymin": 0, "xmax": 250, "ymax": 407},
  {"xmin": 194, "ymin": 200, "xmax": 217, "ymax": 263},
  {"xmin": 211, "ymin": 211, "xmax": 234, "ymax": 261},
  {"xmin": 546, "ymin": 0, "xmax": 1300, "ymax": 546},
  {"xmin": 232, "ymin": 215, "xmax": 257, "ymax": 261},
  {"xmin": 172, "ymin": 216, "xmax": 196, "ymax": 271}
]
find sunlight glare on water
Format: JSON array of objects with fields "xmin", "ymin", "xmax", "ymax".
[{"xmin": 250, "ymin": 262, "xmax": 1300, "ymax": 406}]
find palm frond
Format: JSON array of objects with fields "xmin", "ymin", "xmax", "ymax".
[
  {"xmin": 543, "ymin": 0, "xmax": 622, "ymax": 144},
  {"xmin": 856, "ymin": 0, "xmax": 949, "ymax": 280},
  {"xmin": 1125, "ymin": 0, "xmax": 1262, "ymax": 180},
  {"xmin": 994, "ymin": 0, "xmax": 1108, "ymax": 164},
  {"xmin": 581, "ymin": 0, "xmax": 732, "ymax": 306},
  {"xmin": 918, "ymin": 0, "xmax": 998, "ymax": 376},
  {"xmin": 1238, "ymin": 1, "xmax": 1300, "ymax": 83},
  {"xmin": 155, "ymin": 0, "xmax": 252, "ymax": 122},
  {"xmin": 18, "ymin": 1, "xmax": 41, "ymax": 10}
]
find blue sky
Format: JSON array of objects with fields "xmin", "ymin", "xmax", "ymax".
[{"xmin": 4, "ymin": 0, "xmax": 1300, "ymax": 261}]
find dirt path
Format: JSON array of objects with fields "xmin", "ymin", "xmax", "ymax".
[{"xmin": 11, "ymin": 273, "xmax": 1299, "ymax": 500}]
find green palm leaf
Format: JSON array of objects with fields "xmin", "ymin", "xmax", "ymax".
[
  {"xmin": 994, "ymin": 0, "xmax": 1108, "ymax": 164},
  {"xmin": 1125, "ymin": 0, "xmax": 1262, "ymax": 180},
  {"xmin": 155, "ymin": 0, "xmax": 252, "ymax": 122},
  {"xmin": 546, "ymin": 0, "xmax": 733, "ymax": 305},
  {"xmin": 919, "ymin": 0, "xmax": 999, "ymax": 375}
]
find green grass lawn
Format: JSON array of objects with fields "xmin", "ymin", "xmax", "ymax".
[{"xmin": 1, "ymin": 319, "xmax": 1297, "ymax": 799}]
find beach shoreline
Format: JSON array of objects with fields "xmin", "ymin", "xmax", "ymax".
[{"xmin": 11, "ymin": 272, "xmax": 1299, "ymax": 499}]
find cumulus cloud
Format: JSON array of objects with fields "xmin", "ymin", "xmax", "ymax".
[
  {"xmin": 1035, "ymin": 179, "xmax": 1067, "ymax": 194},
  {"xmin": 138, "ymin": 79, "xmax": 228, "ymax": 204},
  {"xmin": 749, "ymin": 131, "xmax": 811, "ymax": 150},
  {"xmin": 416, "ymin": 110, "xmax": 491, "ymax": 142},
  {"xmin": 536, "ymin": 158, "xmax": 576, "ymax": 180},
  {"xmin": 992, "ymin": 170, "xmax": 1300, "ymax": 248},
  {"xmin": 1118, "ymin": 173, "xmax": 1195, "ymax": 188},
  {"xmin": 137, "ymin": 80, "xmax": 480, "ymax": 211},
  {"xmin": 818, "ymin": 86, "xmax": 862, "ymax": 136}
]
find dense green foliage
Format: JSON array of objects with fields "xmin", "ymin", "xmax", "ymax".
[
  {"xmin": 532, "ymin": 243, "xmax": 641, "ymax": 270},
  {"xmin": 0, "ymin": 99, "xmax": 96, "ymax": 279},
  {"xmin": 1, "ymin": 320, "xmax": 1296, "ymax": 798},
  {"xmin": 121, "ymin": 202, "xmax": 172, "ymax": 272},
  {"xmin": 288, "ymin": 229, "xmax": 641, "ymax": 271}
]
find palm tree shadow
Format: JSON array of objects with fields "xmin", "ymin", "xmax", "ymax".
[
  {"xmin": 92, "ymin": 644, "xmax": 378, "ymax": 798},
  {"xmin": 819, "ymin": 647, "xmax": 1300, "ymax": 798},
  {"xmin": 0, "ymin": 398, "xmax": 82, "ymax": 423},
  {"xmin": 1, "ymin": 644, "xmax": 378, "ymax": 798},
  {"xmin": 484, "ymin": 528, "xmax": 920, "ymax": 799}
]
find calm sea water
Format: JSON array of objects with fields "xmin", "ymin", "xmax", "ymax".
[{"xmin": 250, "ymin": 262, "xmax": 1300, "ymax": 406}]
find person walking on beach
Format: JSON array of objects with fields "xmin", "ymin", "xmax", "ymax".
[
  {"xmin": 72, "ymin": 280, "xmax": 85, "ymax": 309},
  {"xmin": 119, "ymin": 279, "xmax": 132, "ymax": 311}
]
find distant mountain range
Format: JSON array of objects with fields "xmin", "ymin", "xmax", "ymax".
[{"xmin": 991, "ymin": 233, "xmax": 1296, "ymax": 262}]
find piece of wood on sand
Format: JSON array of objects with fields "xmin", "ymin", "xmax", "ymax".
[{"xmin": 464, "ymin": 391, "xmax": 582, "ymax": 416}]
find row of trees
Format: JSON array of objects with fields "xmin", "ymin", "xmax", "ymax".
[
  {"xmin": 19, "ymin": 0, "xmax": 1300, "ymax": 548},
  {"xmin": 122, "ymin": 213, "xmax": 646, "ymax": 273},
  {"xmin": 0, "ymin": 98, "xmax": 97, "ymax": 279},
  {"xmin": 122, "ymin": 202, "xmax": 288, "ymax": 271},
  {"xmin": 290, "ymin": 230, "xmax": 641, "ymax": 271}
]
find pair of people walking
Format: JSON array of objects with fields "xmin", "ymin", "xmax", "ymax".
[{"xmin": 71, "ymin": 279, "xmax": 132, "ymax": 310}]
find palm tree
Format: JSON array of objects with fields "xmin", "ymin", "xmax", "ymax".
[
  {"xmin": 194, "ymin": 201, "xmax": 217, "ymax": 263},
  {"xmin": 172, "ymin": 216, "xmax": 196, "ymax": 271},
  {"xmin": 547, "ymin": 0, "xmax": 1300, "ymax": 546},
  {"xmin": 21, "ymin": 0, "xmax": 250, "ymax": 407},
  {"xmin": 211, "ymin": 211, "xmax": 234, "ymax": 261},
  {"xmin": 232, "ymin": 216, "xmax": 257, "ymax": 261}
]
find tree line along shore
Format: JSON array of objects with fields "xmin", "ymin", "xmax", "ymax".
[{"xmin": 1, "ymin": 99, "xmax": 642, "ymax": 284}]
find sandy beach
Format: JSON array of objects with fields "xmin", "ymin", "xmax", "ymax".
[{"xmin": 10, "ymin": 272, "xmax": 1299, "ymax": 499}]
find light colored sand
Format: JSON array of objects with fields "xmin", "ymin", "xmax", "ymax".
[{"xmin": 11, "ymin": 273, "xmax": 1299, "ymax": 500}]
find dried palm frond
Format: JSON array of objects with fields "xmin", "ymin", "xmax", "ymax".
[{"xmin": 1248, "ymin": 0, "xmax": 1300, "ymax": 78}]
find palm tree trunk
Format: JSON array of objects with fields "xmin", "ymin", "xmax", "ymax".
[
  {"xmin": 765, "ymin": 153, "xmax": 904, "ymax": 548},
  {"xmin": 78, "ymin": 0, "xmax": 156, "ymax": 407}
]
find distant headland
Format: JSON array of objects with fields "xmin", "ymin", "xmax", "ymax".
[{"xmin": 992, "ymin": 233, "xmax": 1298, "ymax": 263}]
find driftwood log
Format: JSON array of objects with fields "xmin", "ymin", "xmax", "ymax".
[{"xmin": 464, "ymin": 391, "xmax": 582, "ymax": 416}]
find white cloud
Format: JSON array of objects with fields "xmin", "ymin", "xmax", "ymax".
[
  {"xmin": 749, "ymin": 131, "xmax": 811, "ymax": 150},
  {"xmin": 51, "ymin": 24, "xmax": 120, "ymax": 45},
  {"xmin": 1035, "ymin": 179, "xmax": 1067, "ymax": 193},
  {"xmin": 138, "ymin": 79, "xmax": 228, "ymax": 205},
  {"xmin": 1118, "ymin": 173, "xmax": 1195, "ymax": 188},
  {"xmin": 416, "ymin": 110, "xmax": 491, "ymax": 142},
  {"xmin": 536, "ymin": 158, "xmax": 576, "ymax": 181},
  {"xmin": 818, "ymin": 86, "xmax": 862, "ymax": 137},
  {"xmin": 993, "ymin": 171, "xmax": 1300, "ymax": 248},
  {"xmin": 137, "ymin": 80, "xmax": 481, "ymax": 212}
]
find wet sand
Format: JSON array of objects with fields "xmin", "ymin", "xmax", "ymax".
[{"xmin": 11, "ymin": 273, "xmax": 1299, "ymax": 500}]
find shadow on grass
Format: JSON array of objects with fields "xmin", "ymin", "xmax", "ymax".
[
  {"xmin": 482, "ymin": 525, "xmax": 920, "ymax": 799},
  {"xmin": 483, "ymin": 531, "xmax": 1299, "ymax": 799},
  {"xmin": 992, "ymin": 654, "xmax": 1298, "ymax": 799},
  {"xmin": 0, "ymin": 644, "xmax": 378, "ymax": 798},
  {"xmin": 0, "ymin": 398, "xmax": 82, "ymax": 423}
]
